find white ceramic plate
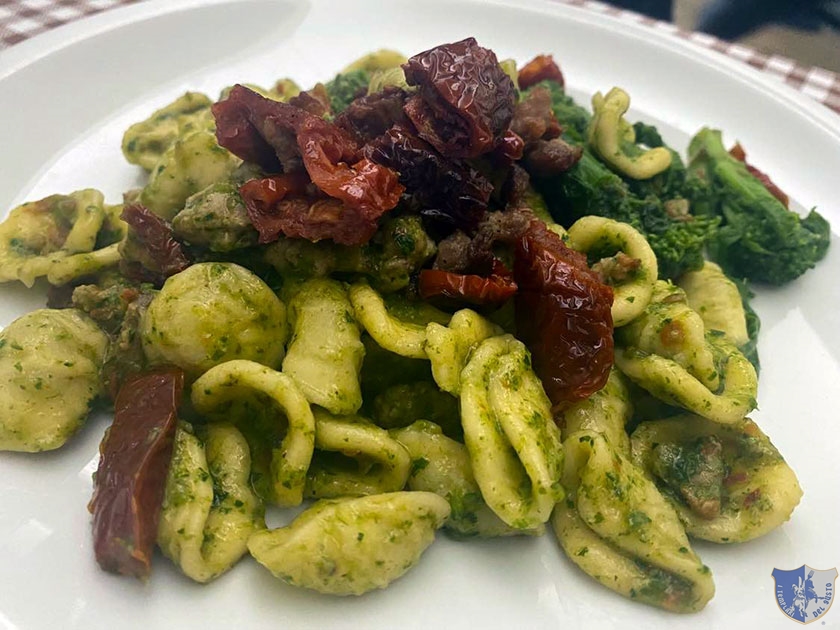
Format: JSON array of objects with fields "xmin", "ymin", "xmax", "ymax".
[{"xmin": 1, "ymin": 1, "xmax": 839, "ymax": 628}]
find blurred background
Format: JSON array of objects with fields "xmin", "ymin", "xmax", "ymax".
[{"xmin": 607, "ymin": 0, "xmax": 840, "ymax": 71}]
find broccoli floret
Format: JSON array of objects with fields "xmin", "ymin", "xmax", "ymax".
[
  {"xmin": 324, "ymin": 69, "xmax": 370, "ymax": 114},
  {"xmin": 688, "ymin": 128, "xmax": 830, "ymax": 285},
  {"xmin": 535, "ymin": 149, "xmax": 717, "ymax": 280}
]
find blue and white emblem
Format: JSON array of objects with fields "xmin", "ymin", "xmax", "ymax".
[{"xmin": 772, "ymin": 565, "xmax": 837, "ymax": 624}]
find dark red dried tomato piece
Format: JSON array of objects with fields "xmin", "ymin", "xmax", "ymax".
[
  {"xmin": 119, "ymin": 204, "xmax": 190, "ymax": 286},
  {"xmin": 334, "ymin": 86, "xmax": 410, "ymax": 144},
  {"xmin": 298, "ymin": 119, "xmax": 403, "ymax": 215},
  {"xmin": 365, "ymin": 124, "xmax": 491, "ymax": 233},
  {"xmin": 212, "ymin": 92, "xmax": 282, "ymax": 172},
  {"xmin": 89, "ymin": 368, "xmax": 185, "ymax": 579},
  {"xmin": 514, "ymin": 220, "xmax": 614, "ymax": 409},
  {"xmin": 418, "ymin": 259, "xmax": 517, "ymax": 309},
  {"xmin": 729, "ymin": 143, "xmax": 789, "ymax": 208},
  {"xmin": 214, "ymin": 86, "xmax": 404, "ymax": 245},
  {"xmin": 239, "ymin": 173, "xmax": 312, "ymax": 243},
  {"xmin": 495, "ymin": 130, "xmax": 525, "ymax": 162},
  {"xmin": 270, "ymin": 195, "xmax": 382, "ymax": 245},
  {"xmin": 288, "ymin": 83, "xmax": 332, "ymax": 117},
  {"xmin": 517, "ymin": 54, "xmax": 565, "ymax": 90},
  {"xmin": 402, "ymin": 37, "xmax": 516, "ymax": 159}
]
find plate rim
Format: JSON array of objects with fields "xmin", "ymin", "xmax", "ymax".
[{"xmin": 1, "ymin": 0, "xmax": 839, "ymax": 140}]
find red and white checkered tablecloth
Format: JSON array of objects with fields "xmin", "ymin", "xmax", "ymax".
[{"xmin": 2, "ymin": 0, "xmax": 839, "ymax": 116}]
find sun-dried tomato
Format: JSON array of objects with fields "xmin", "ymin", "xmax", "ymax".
[
  {"xmin": 288, "ymin": 83, "xmax": 332, "ymax": 117},
  {"xmin": 89, "ymin": 368, "xmax": 184, "ymax": 579},
  {"xmin": 297, "ymin": 118, "xmax": 403, "ymax": 215},
  {"xmin": 239, "ymin": 173, "xmax": 311, "ymax": 243},
  {"xmin": 213, "ymin": 86, "xmax": 404, "ymax": 245},
  {"xmin": 517, "ymin": 54, "xmax": 565, "ymax": 90},
  {"xmin": 119, "ymin": 204, "xmax": 190, "ymax": 286},
  {"xmin": 402, "ymin": 37, "xmax": 516, "ymax": 159},
  {"xmin": 495, "ymin": 130, "xmax": 525, "ymax": 162},
  {"xmin": 418, "ymin": 259, "xmax": 517, "ymax": 309},
  {"xmin": 334, "ymin": 86, "xmax": 410, "ymax": 144},
  {"xmin": 365, "ymin": 124, "xmax": 491, "ymax": 234},
  {"xmin": 729, "ymin": 142, "xmax": 789, "ymax": 208},
  {"xmin": 272, "ymin": 195, "xmax": 384, "ymax": 245},
  {"xmin": 211, "ymin": 91, "xmax": 283, "ymax": 172},
  {"xmin": 514, "ymin": 220, "xmax": 614, "ymax": 409}
]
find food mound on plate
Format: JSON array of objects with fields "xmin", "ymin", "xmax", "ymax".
[{"xmin": 0, "ymin": 38, "xmax": 826, "ymax": 612}]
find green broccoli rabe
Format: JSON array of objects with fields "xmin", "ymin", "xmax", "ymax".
[
  {"xmin": 687, "ymin": 128, "xmax": 830, "ymax": 285},
  {"xmin": 527, "ymin": 83, "xmax": 717, "ymax": 280},
  {"xmin": 324, "ymin": 69, "xmax": 371, "ymax": 114},
  {"xmin": 535, "ymin": 149, "xmax": 718, "ymax": 280},
  {"xmin": 731, "ymin": 276, "xmax": 761, "ymax": 373}
]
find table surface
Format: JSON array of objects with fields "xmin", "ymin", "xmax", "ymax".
[{"xmin": 1, "ymin": 0, "xmax": 839, "ymax": 116}]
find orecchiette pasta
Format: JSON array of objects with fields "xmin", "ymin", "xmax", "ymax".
[
  {"xmin": 139, "ymin": 130, "xmax": 241, "ymax": 220},
  {"xmin": 630, "ymin": 415, "xmax": 802, "ymax": 543},
  {"xmin": 677, "ymin": 261, "xmax": 749, "ymax": 347},
  {"xmin": 588, "ymin": 87, "xmax": 672, "ymax": 179},
  {"xmin": 282, "ymin": 279, "xmax": 364, "ymax": 415},
  {"xmin": 616, "ymin": 332, "xmax": 757, "ymax": 425},
  {"xmin": 349, "ymin": 283, "xmax": 445, "ymax": 359},
  {"xmin": 556, "ymin": 368, "xmax": 633, "ymax": 457},
  {"xmin": 157, "ymin": 423, "xmax": 264, "ymax": 583},
  {"xmin": 306, "ymin": 410, "xmax": 411, "ymax": 499},
  {"xmin": 247, "ymin": 491, "xmax": 450, "ymax": 595},
  {"xmin": 190, "ymin": 360, "xmax": 315, "ymax": 507},
  {"xmin": 617, "ymin": 280, "xmax": 720, "ymax": 391},
  {"xmin": 121, "ymin": 92, "xmax": 214, "ymax": 171},
  {"xmin": 459, "ymin": 335, "xmax": 565, "ymax": 530},
  {"xmin": 392, "ymin": 421, "xmax": 538, "ymax": 537},
  {"xmin": 552, "ymin": 430, "xmax": 715, "ymax": 613},
  {"xmin": 0, "ymin": 189, "xmax": 125, "ymax": 287},
  {"xmin": 424, "ymin": 308, "xmax": 502, "ymax": 395},
  {"xmin": 171, "ymin": 182, "xmax": 259, "ymax": 252},
  {"xmin": 565, "ymin": 216, "xmax": 658, "ymax": 327},
  {"xmin": 0, "ymin": 309, "xmax": 109, "ymax": 452},
  {"xmin": 141, "ymin": 262, "xmax": 287, "ymax": 377}
]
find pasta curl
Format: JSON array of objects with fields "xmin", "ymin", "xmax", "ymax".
[
  {"xmin": 0, "ymin": 309, "xmax": 109, "ymax": 452},
  {"xmin": 349, "ymin": 283, "xmax": 449, "ymax": 359},
  {"xmin": 424, "ymin": 308, "xmax": 502, "ymax": 395},
  {"xmin": 588, "ymin": 87, "xmax": 672, "ymax": 179},
  {"xmin": 566, "ymin": 216, "xmax": 658, "ymax": 327},
  {"xmin": 282, "ymin": 279, "xmax": 364, "ymax": 415},
  {"xmin": 459, "ymin": 335, "xmax": 565, "ymax": 529},
  {"xmin": 157, "ymin": 423, "xmax": 264, "ymax": 583},
  {"xmin": 0, "ymin": 189, "xmax": 125, "ymax": 287},
  {"xmin": 677, "ymin": 261, "xmax": 749, "ymax": 347},
  {"xmin": 615, "ymin": 333, "xmax": 757, "ymax": 425},
  {"xmin": 392, "ymin": 421, "xmax": 538, "ymax": 537},
  {"xmin": 556, "ymin": 368, "xmax": 633, "ymax": 457},
  {"xmin": 121, "ymin": 92, "xmax": 214, "ymax": 171},
  {"xmin": 618, "ymin": 280, "xmax": 719, "ymax": 390},
  {"xmin": 190, "ymin": 360, "xmax": 315, "ymax": 507},
  {"xmin": 306, "ymin": 410, "xmax": 411, "ymax": 499},
  {"xmin": 248, "ymin": 491, "xmax": 450, "ymax": 595},
  {"xmin": 552, "ymin": 430, "xmax": 714, "ymax": 613},
  {"xmin": 631, "ymin": 415, "xmax": 802, "ymax": 543}
]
